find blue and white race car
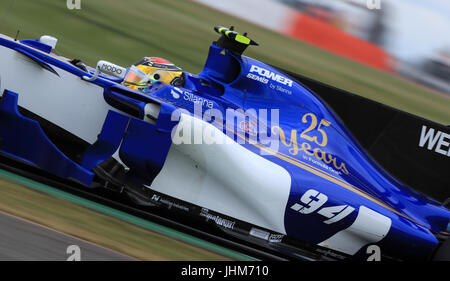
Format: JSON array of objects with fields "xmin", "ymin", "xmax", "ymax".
[{"xmin": 0, "ymin": 26, "xmax": 448, "ymax": 260}]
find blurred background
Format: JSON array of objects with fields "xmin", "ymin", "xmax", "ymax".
[{"xmin": 0, "ymin": 0, "xmax": 449, "ymax": 124}]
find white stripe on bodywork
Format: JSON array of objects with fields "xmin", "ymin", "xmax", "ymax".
[
  {"xmin": 318, "ymin": 206, "xmax": 392, "ymax": 255},
  {"xmin": 0, "ymin": 46, "xmax": 119, "ymax": 144},
  {"xmin": 149, "ymin": 113, "xmax": 292, "ymax": 234}
]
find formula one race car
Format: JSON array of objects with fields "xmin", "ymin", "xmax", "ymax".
[{"xmin": 0, "ymin": 26, "xmax": 449, "ymax": 261}]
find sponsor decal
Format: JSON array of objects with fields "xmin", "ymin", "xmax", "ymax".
[
  {"xmin": 269, "ymin": 83, "xmax": 292, "ymax": 95},
  {"xmin": 302, "ymin": 155, "xmax": 342, "ymax": 175},
  {"xmin": 96, "ymin": 60, "xmax": 127, "ymax": 79},
  {"xmin": 249, "ymin": 227, "xmax": 270, "ymax": 240},
  {"xmin": 100, "ymin": 64, "xmax": 123, "ymax": 76},
  {"xmin": 239, "ymin": 120, "xmax": 258, "ymax": 136},
  {"xmin": 272, "ymin": 112, "xmax": 349, "ymax": 175},
  {"xmin": 249, "ymin": 228, "xmax": 284, "ymax": 243},
  {"xmin": 183, "ymin": 91, "xmax": 214, "ymax": 109},
  {"xmin": 171, "ymin": 89, "xmax": 181, "ymax": 99},
  {"xmin": 247, "ymin": 72, "xmax": 269, "ymax": 84},
  {"xmin": 268, "ymin": 234, "xmax": 284, "ymax": 243},
  {"xmin": 200, "ymin": 208, "xmax": 236, "ymax": 229},
  {"xmin": 419, "ymin": 125, "xmax": 450, "ymax": 157},
  {"xmin": 247, "ymin": 65, "xmax": 293, "ymax": 87},
  {"xmin": 315, "ymin": 248, "xmax": 346, "ymax": 260},
  {"xmin": 151, "ymin": 194, "xmax": 190, "ymax": 212}
]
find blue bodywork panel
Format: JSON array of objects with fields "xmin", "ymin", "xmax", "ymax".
[
  {"xmin": 0, "ymin": 90, "xmax": 94, "ymax": 186},
  {"xmin": 81, "ymin": 110, "xmax": 130, "ymax": 171}
]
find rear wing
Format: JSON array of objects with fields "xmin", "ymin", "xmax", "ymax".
[{"xmin": 281, "ymin": 69, "xmax": 450, "ymax": 203}]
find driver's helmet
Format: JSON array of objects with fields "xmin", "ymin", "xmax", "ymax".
[{"xmin": 123, "ymin": 57, "xmax": 183, "ymax": 90}]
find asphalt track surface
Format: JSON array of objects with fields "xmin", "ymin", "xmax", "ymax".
[
  {"xmin": 0, "ymin": 158, "xmax": 279, "ymax": 261},
  {"xmin": 0, "ymin": 211, "xmax": 136, "ymax": 261}
]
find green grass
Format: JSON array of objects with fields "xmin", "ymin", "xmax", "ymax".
[
  {"xmin": 0, "ymin": 177, "xmax": 234, "ymax": 260},
  {"xmin": 1, "ymin": 0, "xmax": 449, "ymax": 124}
]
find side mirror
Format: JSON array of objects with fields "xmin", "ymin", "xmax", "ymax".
[{"xmin": 83, "ymin": 60, "xmax": 126, "ymax": 82}]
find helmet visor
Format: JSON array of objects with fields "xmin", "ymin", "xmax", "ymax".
[{"xmin": 123, "ymin": 65, "xmax": 149, "ymax": 87}]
